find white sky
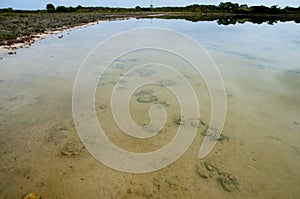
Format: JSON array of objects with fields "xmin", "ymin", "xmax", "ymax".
[{"xmin": 0, "ymin": 0, "xmax": 299, "ymax": 10}]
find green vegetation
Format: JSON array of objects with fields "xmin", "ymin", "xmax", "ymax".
[
  {"xmin": 152, "ymin": 13, "xmax": 300, "ymax": 25},
  {"xmin": 1, "ymin": 2, "xmax": 299, "ymax": 15},
  {"xmin": 151, "ymin": 2, "xmax": 300, "ymax": 15},
  {"xmin": 147, "ymin": 2, "xmax": 300, "ymax": 24},
  {"xmin": 46, "ymin": 3, "xmax": 55, "ymax": 12},
  {"xmin": 0, "ymin": 2, "xmax": 299, "ymax": 45},
  {"xmin": 0, "ymin": 12, "xmax": 152, "ymax": 45}
]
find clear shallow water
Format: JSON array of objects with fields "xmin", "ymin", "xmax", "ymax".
[{"xmin": 0, "ymin": 19, "xmax": 300, "ymax": 198}]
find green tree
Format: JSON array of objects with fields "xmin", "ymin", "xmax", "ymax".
[
  {"xmin": 240, "ymin": 4, "xmax": 248, "ymax": 9},
  {"xmin": 135, "ymin": 6, "xmax": 141, "ymax": 11},
  {"xmin": 270, "ymin": 5, "xmax": 281, "ymax": 14},
  {"xmin": 56, "ymin": 6, "xmax": 68, "ymax": 12},
  {"xmin": 218, "ymin": 2, "xmax": 239, "ymax": 10},
  {"xmin": 46, "ymin": 3, "xmax": 55, "ymax": 11}
]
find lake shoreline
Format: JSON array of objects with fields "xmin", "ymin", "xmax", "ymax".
[
  {"xmin": 1, "ymin": 11, "xmax": 300, "ymax": 56},
  {"xmin": 0, "ymin": 12, "xmax": 165, "ymax": 55}
]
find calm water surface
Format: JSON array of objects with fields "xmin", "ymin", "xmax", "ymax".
[{"xmin": 0, "ymin": 19, "xmax": 299, "ymax": 198}]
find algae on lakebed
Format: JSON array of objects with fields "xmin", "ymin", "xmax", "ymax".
[{"xmin": 198, "ymin": 161, "xmax": 240, "ymax": 192}]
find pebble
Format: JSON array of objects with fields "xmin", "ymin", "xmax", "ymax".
[
  {"xmin": 23, "ymin": 192, "xmax": 41, "ymax": 199},
  {"xmin": 8, "ymin": 51, "xmax": 16, "ymax": 55},
  {"xmin": 198, "ymin": 172, "xmax": 209, "ymax": 179}
]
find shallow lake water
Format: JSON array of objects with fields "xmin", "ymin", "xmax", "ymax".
[{"xmin": 0, "ymin": 19, "xmax": 300, "ymax": 198}]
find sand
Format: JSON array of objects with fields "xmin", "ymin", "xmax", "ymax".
[{"xmin": 0, "ymin": 18, "xmax": 299, "ymax": 199}]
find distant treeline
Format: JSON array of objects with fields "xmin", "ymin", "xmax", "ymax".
[
  {"xmin": 0, "ymin": 2, "xmax": 299, "ymax": 14},
  {"xmin": 152, "ymin": 3, "xmax": 300, "ymax": 14},
  {"xmin": 152, "ymin": 14, "xmax": 300, "ymax": 25},
  {"xmin": 1, "ymin": 2, "xmax": 299, "ymax": 26}
]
